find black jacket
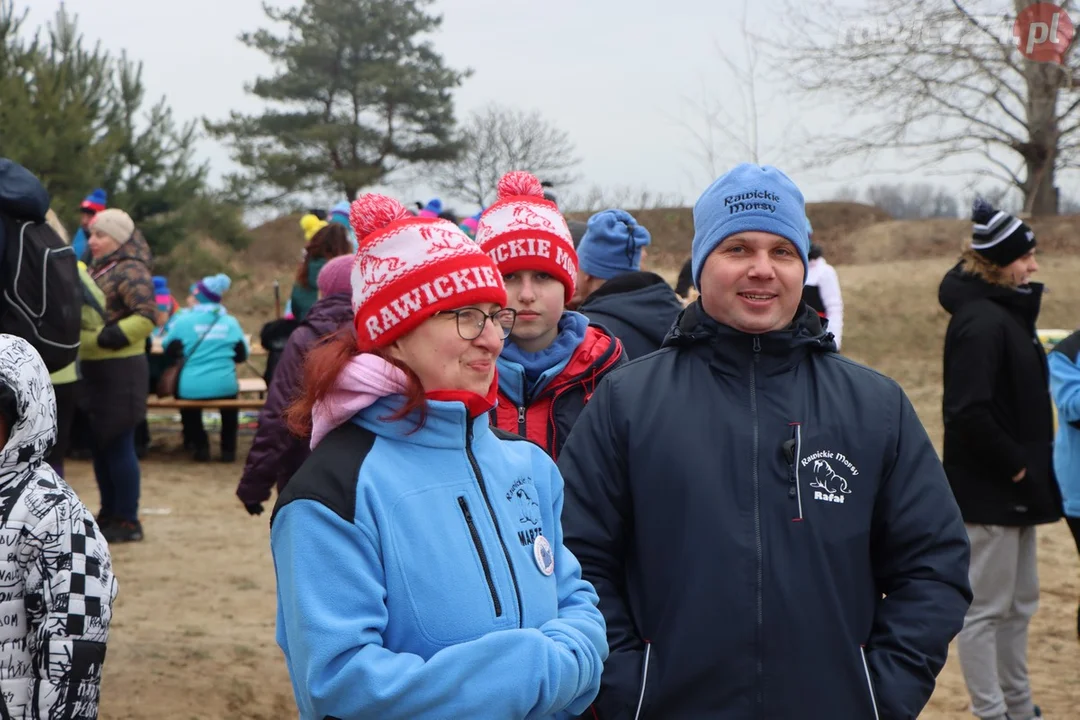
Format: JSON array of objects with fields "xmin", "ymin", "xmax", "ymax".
[
  {"xmin": 559, "ymin": 301, "xmax": 972, "ymax": 719},
  {"xmin": 578, "ymin": 272, "xmax": 684, "ymax": 360},
  {"xmin": 939, "ymin": 262, "xmax": 1062, "ymax": 526}
]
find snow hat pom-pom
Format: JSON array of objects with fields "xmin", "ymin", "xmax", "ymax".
[
  {"xmin": 971, "ymin": 196, "xmax": 997, "ymax": 224},
  {"xmin": 350, "ymin": 194, "xmax": 412, "ymax": 242},
  {"xmin": 497, "ymin": 171, "xmax": 544, "ymax": 200}
]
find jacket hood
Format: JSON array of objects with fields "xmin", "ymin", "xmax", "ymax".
[
  {"xmin": 938, "ymin": 261, "xmax": 1044, "ymax": 319},
  {"xmin": 0, "ymin": 159, "xmax": 49, "ymax": 222},
  {"xmin": 664, "ymin": 300, "xmax": 836, "ymax": 373},
  {"xmin": 303, "ymin": 293, "xmax": 354, "ymax": 337},
  {"xmin": 579, "ymin": 271, "xmax": 684, "ymax": 347},
  {"xmin": 0, "ymin": 335, "xmax": 56, "ymax": 483}
]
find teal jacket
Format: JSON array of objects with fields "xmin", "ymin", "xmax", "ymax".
[{"xmin": 162, "ymin": 304, "xmax": 248, "ymax": 399}]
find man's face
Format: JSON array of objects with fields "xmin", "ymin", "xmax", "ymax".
[
  {"xmin": 79, "ymin": 210, "xmax": 95, "ymax": 230},
  {"xmin": 699, "ymin": 231, "xmax": 805, "ymax": 335},
  {"xmin": 1003, "ymin": 249, "xmax": 1038, "ymax": 287}
]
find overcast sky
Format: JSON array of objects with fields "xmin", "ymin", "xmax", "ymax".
[{"xmin": 25, "ymin": 0, "xmax": 1007, "ymax": 216}]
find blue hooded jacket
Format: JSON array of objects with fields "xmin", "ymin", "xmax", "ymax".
[
  {"xmin": 1050, "ymin": 329, "xmax": 1080, "ymax": 518},
  {"xmin": 558, "ymin": 301, "xmax": 971, "ymax": 719},
  {"xmin": 270, "ymin": 396, "xmax": 608, "ymax": 719}
]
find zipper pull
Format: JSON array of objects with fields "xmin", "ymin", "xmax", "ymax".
[
  {"xmin": 518, "ymin": 406, "xmax": 526, "ymax": 423},
  {"xmin": 753, "ymin": 336, "xmax": 761, "ymax": 353}
]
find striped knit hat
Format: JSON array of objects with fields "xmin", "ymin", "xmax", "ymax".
[
  {"xmin": 971, "ymin": 198, "xmax": 1036, "ymax": 266},
  {"xmin": 477, "ymin": 171, "xmax": 577, "ymax": 303}
]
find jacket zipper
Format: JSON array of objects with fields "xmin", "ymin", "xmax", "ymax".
[
  {"xmin": 465, "ymin": 422, "xmax": 523, "ymax": 627},
  {"xmin": 860, "ymin": 646, "xmax": 881, "ymax": 720},
  {"xmin": 634, "ymin": 641, "xmax": 652, "ymax": 720},
  {"xmin": 517, "ymin": 405, "xmax": 526, "ymax": 436},
  {"xmin": 457, "ymin": 496, "xmax": 502, "ymax": 617},
  {"xmin": 751, "ymin": 335, "xmax": 764, "ymax": 719},
  {"xmin": 793, "ymin": 424, "xmax": 804, "ymax": 520}
]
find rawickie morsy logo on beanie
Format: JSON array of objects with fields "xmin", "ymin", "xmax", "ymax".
[{"xmin": 724, "ymin": 189, "xmax": 782, "ymax": 215}]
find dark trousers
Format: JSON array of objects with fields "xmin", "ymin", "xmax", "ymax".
[
  {"xmin": 47, "ymin": 381, "xmax": 78, "ymax": 478},
  {"xmin": 1068, "ymin": 516, "xmax": 1080, "ymax": 557},
  {"xmin": 92, "ymin": 428, "xmax": 140, "ymax": 523},
  {"xmin": 181, "ymin": 406, "xmax": 238, "ymax": 456}
]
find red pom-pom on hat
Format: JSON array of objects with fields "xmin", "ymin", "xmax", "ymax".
[
  {"xmin": 497, "ymin": 171, "xmax": 544, "ymax": 200},
  {"xmin": 350, "ymin": 194, "xmax": 412, "ymax": 242}
]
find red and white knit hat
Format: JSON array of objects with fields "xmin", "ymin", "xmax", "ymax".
[
  {"xmin": 349, "ymin": 194, "xmax": 507, "ymax": 350},
  {"xmin": 477, "ymin": 171, "xmax": 577, "ymax": 304}
]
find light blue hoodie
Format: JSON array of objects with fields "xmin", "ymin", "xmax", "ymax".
[
  {"xmin": 161, "ymin": 303, "xmax": 248, "ymax": 399},
  {"xmin": 270, "ymin": 395, "xmax": 608, "ymax": 719},
  {"xmin": 1050, "ymin": 342, "xmax": 1080, "ymax": 517}
]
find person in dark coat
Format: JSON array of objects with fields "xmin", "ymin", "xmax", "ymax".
[
  {"xmin": 559, "ymin": 163, "xmax": 971, "ymax": 719},
  {"xmin": 571, "ymin": 209, "xmax": 683, "ymax": 359},
  {"xmin": 82, "ymin": 208, "xmax": 156, "ymax": 544},
  {"xmin": 236, "ymin": 255, "xmax": 355, "ymax": 515},
  {"xmin": 940, "ymin": 198, "xmax": 1060, "ymax": 720}
]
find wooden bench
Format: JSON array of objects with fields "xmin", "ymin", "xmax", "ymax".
[{"xmin": 146, "ymin": 377, "xmax": 269, "ymax": 411}]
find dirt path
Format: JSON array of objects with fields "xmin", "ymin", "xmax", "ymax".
[{"xmin": 62, "ymin": 435, "xmax": 1080, "ymax": 719}]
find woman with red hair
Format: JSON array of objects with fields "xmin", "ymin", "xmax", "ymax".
[{"xmin": 270, "ymin": 194, "xmax": 607, "ymax": 719}]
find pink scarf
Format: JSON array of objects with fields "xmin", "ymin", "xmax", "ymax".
[{"xmin": 309, "ymin": 354, "xmax": 409, "ymax": 449}]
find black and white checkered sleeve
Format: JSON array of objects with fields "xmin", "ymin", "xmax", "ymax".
[{"xmin": 25, "ymin": 509, "xmax": 118, "ymax": 719}]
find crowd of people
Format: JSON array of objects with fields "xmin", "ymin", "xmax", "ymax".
[{"xmin": 0, "ymin": 150, "xmax": 1079, "ymax": 718}]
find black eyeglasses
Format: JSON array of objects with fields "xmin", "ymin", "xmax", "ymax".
[{"xmin": 437, "ymin": 307, "xmax": 517, "ymax": 341}]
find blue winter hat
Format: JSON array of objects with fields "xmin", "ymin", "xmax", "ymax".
[
  {"xmin": 80, "ymin": 188, "xmax": 107, "ymax": 213},
  {"xmin": 152, "ymin": 276, "xmax": 169, "ymax": 293},
  {"xmin": 690, "ymin": 163, "xmax": 809, "ymax": 289},
  {"xmin": 578, "ymin": 209, "xmax": 651, "ymax": 280},
  {"xmin": 195, "ymin": 273, "xmax": 231, "ymax": 303},
  {"xmin": 329, "ymin": 201, "xmax": 351, "ymax": 224}
]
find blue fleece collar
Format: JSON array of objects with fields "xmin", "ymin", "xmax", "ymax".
[
  {"xmin": 498, "ymin": 311, "xmax": 589, "ymax": 404},
  {"xmin": 352, "ymin": 395, "xmax": 487, "ymax": 449}
]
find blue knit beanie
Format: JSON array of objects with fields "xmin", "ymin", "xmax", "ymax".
[
  {"xmin": 329, "ymin": 201, "xmax": 350, "ymax": 225},
  {"xmin": 690, "ymin": 164, "xmax": 809, "ymax": 289},
  {"xmin": 80, "ymin": 188, "xmax": 107, "ymax": 213},
  {"xmin": 578, "ymin": 209, "xmax": 651, "ymax": 280},
  {"xmin": 195, "ymin": 273, "xmax": 231, "ymax": 304}
]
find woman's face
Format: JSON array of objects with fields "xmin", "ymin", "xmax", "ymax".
[
  {"xmin": 388, "ymin": 303, "xmax": 506, "ymax": 396},
  {"xmin": 87, "ymin": 229, "xmax": 120, "ymax": 259}
]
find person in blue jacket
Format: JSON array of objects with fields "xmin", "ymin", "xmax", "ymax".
[
  {"xmin": 1048, "ymin": 329, "xmax": 1080, "ymax": 640},
  {"xmin": 162, "ymin": 273, "xmax": 249, "ymax": 462},
  {"xmin": 271, "ymin": 193, "xmax": 607, "ymax": 720},
  {"xmin": 558, "ymin": 163, "xmax": 972, "ymax": 719}
]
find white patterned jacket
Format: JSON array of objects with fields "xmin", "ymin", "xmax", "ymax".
[{"xmin": 0, "ymin": 334, "xmax": 117, "ymax": 718}]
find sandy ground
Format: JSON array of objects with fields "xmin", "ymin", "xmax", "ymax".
[{"xmin": 63, "ymin": 255, "xmax": 1080, "ymax": 718}]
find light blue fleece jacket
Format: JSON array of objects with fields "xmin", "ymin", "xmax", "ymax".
[
  {"xmin": 161, "ymin": 303, "xmax": 248, "ymax": 399},
  {"xmin": 1049, "ymin": 349, "xmax": 1080, "ymax": 517},
  {"xmin": 270, "ymin": 396, "xmax": 608, "ymax": 719}
]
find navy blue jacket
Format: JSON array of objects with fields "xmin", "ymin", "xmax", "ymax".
[
  {"xmin": 578, "ymin": 272, "xmax": 684, "ymax": 360},
  {"xmin": 559, "ymin": 301, "xmax": 972, "ymax": 720}
]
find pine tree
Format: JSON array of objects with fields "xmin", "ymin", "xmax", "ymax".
[{"xmin": 207, "ymin": 0, "xmax": 468, "ymax": 204}]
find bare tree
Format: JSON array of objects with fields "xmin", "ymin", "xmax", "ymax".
[
  {"xmin": 425, "ymin": 104, "xmax": 580, "ymax": 207},
  {"xmin": 780, "ymin": 0, "xmax": 1079, "ymax": 215},
  {"xmin": 678, "ymin": 0, "xmax": 795, "ymax": 185},
  {"xmin": 864, "ymin": 183, "xmax": 960, "ymax": 217},
  {"xmin": 561, "ymin": 184, "xmax": 683, "ymax": 214}
]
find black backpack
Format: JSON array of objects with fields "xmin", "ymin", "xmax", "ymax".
[
  {"xmin": 259, "ymin": 317, "xmax": 301, "ymax": 385},
  {"xmin": 0, "ymin": 216, "xmax": 81, "ymax": 373}
]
